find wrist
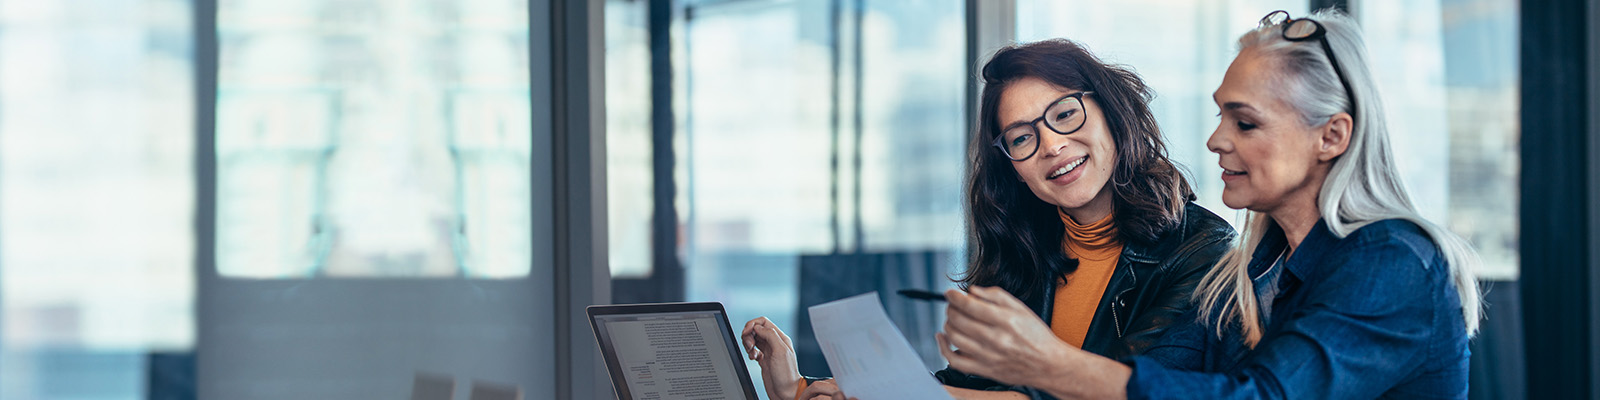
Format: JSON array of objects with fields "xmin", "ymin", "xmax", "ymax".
[
  {"xmin": 789, "ymin": 378, "xmax": 808, "ymax": 400},
  {"xmin": 1036, "ymin": 347, "xmax": 1131, "ymax": 400},
  {"xmin": 1033, "ymin": 342, "xmax": 1084, "ymax": 394}
]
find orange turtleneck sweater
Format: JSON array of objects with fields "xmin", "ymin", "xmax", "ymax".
[{"xmin": 1050, "ymin": 208, "xmax": 1124, "ymax": 348}]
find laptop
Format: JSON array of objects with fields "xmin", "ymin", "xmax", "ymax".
[{"xmin": 587, "ymin": 302, "xmax": 762, "ymax": 400}]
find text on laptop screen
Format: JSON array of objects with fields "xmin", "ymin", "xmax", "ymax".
[{"xmin": 593, "ymin": 311, "xmax": 744, "ymax": 399}]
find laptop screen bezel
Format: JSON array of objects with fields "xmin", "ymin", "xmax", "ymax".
[{"xmin": 586, "ymin": 302, "xmax": 761, "ymax": 400}]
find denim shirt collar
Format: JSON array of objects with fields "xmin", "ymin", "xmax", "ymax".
[{"xmin": 1248, "ymin": 218, "xmax": 1338, "ymax": 283}]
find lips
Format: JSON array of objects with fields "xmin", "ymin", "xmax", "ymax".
[
  {"xmin": 1220, "ymin": 163, "xmax": 1247, "ymax": 181},
  {"xmin": 1047, "ymin": 156, "xmax": 1088, "ymax": 179}
]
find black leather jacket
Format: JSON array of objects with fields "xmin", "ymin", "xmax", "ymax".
[{"xmin": 934, "ymin": 202, "xmax": 1236, "ymax": 398}]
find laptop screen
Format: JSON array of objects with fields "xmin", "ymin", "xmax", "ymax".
[{"xmin": 589, "ymin": 304, "xmax": 758, "ymax": 400}]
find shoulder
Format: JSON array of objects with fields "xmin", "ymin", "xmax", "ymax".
[
  {"xmin": 1179, "ymin": 203, "xmax": 1236, "ymax": 241},
  {"xmin": 1154, "ymin": 203, "xmax": 1238, "ymax": 274},
  {"xmin": 1314, "ymin": 219, "xmax": 1450, "ymax": 304},
  {"xmin": 1336, "ymin": 219, "xmax": 1444, "ymax": 270},
  {"xmin": 1174, "ymin": 204, "xmax": 1236, "ymax": 256}
]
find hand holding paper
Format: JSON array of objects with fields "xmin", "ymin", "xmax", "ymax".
[{"xmin": 808, "ymin": 292, "xmax": 954, "ymax": 400}]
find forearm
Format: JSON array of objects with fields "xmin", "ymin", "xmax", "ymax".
[
  {"xmin": 1029, "ymin": 347, "xmax": 1131, "ymax": 400},
  {"xmin": 946, "ymin": 386, "xmax": 1029, "ymax": 400}
]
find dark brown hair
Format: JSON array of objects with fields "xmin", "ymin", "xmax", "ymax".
[{"xmin": 959, "ymin": 39, "xmax": 1195, "ymax": 300}]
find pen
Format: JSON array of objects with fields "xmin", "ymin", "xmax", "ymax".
[{"xmin": 896, "ymin": 288, "xmax": 947, "ymax": 302}]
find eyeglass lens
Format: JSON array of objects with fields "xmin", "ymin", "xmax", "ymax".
[
  {"xmin": 1001, "ymin": 96, "xmax": 1087, "ymax": 160},
  {"xmin": 1285, "ymin": 19, "xmax": 1320, "ymax": 39},
  {"xmin": 1260, "ymin": 10, "xmax": 1288, "ymax": 28}
]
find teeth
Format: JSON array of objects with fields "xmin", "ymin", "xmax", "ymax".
[{"xmin": 1050, "ymin": 158, "xmax": 1086, "ymax": 179}]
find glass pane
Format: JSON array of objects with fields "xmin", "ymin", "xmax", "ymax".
[
  {"xmin": 606, "ymin": 0, "xmax": 654, "ymax": 278},
  {"xmin": 671, "ymin": 0, "xmax": 967, "ymax": 396},
  {"xmin": 1015, "ymin": 1, "xmax": 1310, "ymax": 227},
  {"xmin": 0, "ymin": 0, "xmax": 194, "ymax": 398},
  {"xmin": 215, "ymin": 0, "xmax": 531, "ymax": 278},
  {"xmin": 1360, "ymin": 0, "xmax": 1519, "ymax": 279},
  {"xmin": 681, "ymin": 3, "xmax": 833, "ymax": 380},
  {"xmin": 857, "ymin": 0, "xmax": 967, "ymax": 252}
]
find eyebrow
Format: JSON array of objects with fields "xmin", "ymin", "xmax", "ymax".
[
  {"xmin": 1220, "ymin": 101, "xmax": 1258, "ymax": 113},
  {"xmin": 1211, "ymin": 93, "xmax": 1258, "ymax": 113},
  {"xmin": 1000, "ymin": 119, "xmax": 1035, "ymax": 132}
]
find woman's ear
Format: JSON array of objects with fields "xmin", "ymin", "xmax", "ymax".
[{"xmin": 1318, "ymin": 112, "xmax": 1353, "ymax": 162}]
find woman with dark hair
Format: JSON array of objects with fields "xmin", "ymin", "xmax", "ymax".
[{"xmin": 741, "ymin": 38, "xmax": 1234, "ymax": 400}]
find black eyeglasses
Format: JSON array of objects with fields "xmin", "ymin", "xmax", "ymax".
[
  {"xmin": 991, "ymin": 91, "xmax": 1093, "ymax": 162},
  {"xmin": 1259, "ymin": 10, "xmax": 1358, "ymax": 120}
]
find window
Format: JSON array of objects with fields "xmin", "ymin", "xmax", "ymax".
[
  {"xmin": 607, "ymin": 0, "xmax": 968, "ymax": 396},
  {"xmin": 214, "ymin": 0, "xmax": 531, "ymax": 278},
  {"xmin": 605, "ymin": 0, "xmax": 654, "ymax": 279},
  {"xmin": 1359, "ymin": 0, "xmax": 1518, "ymax": 279},
  {"xmin": 0, "ymin": 1, "xmax": 194, "ymax": 398}
]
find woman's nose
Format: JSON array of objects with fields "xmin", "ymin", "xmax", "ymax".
[
  {"xmin": 1048, "ymin": 140, "xmax": 1068, "ymax": 157},
  {"xmin": 1041, "ymin": 127, "xmax": 1069, "ymax": 157},
  {"xmin": 1206, "ymin": 127, "xmax": 1229, "ymax": 154}
]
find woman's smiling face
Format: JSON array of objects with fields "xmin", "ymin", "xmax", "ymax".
[{"xmin": 998, "ymin": 76, "xmax": 1117, "ymax": 216}]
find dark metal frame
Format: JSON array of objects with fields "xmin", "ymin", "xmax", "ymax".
[
  {"xmin": 847, "ymin": 0, "xmax": 865, "ymax": 251},
  {"xmin": 192, "ymin": 0, "xmax": 220, "ymax": 394},
  {"xmin": 1520, "ymin": 0, "xmax": 1597, "ymax": 398},
  {"xmin": 646, "ymin": 0, "xmax": 684, "ymax": 302},
  {"xmin": 548, "ymin": 0, "xmax": 612, "ymax": 398},
  {"xmin": 1588, "ymin": 0, "xmax": 1600, "ymax": 391},
  {"xmin": 612, "ymin": 0, "xmax": 685, "ymax": 305}
]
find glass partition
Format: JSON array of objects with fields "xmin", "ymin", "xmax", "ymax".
[
  {"xmin": 215, "ymin": 0, "xmax": 531, "ymax": 278},
  {"xmin": 0, "ymin": 1, "xmax": 195, "ymax": 398},
  {"xmin": 607, "ymin": 0, "xmax": 968, "ymax": 396},
  {"xmin": 1359, "ymin": 0, "xmax": 1519, "ymax": 279}
]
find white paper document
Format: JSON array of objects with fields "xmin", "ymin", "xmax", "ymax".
[{"xmin": 808, "ymin": 292, "xmax": 953, "ymax": 400}]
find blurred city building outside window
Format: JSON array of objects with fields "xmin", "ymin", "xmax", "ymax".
[
  {"xmin": 605, "ymin": 0, "xmax": 655, "ymax": 279},
  {"xmin": 1361, "ymin": 0, "xmax": 1519, "ymax": 280},
  {"xmin": 0, "ymin": 1, "xmax": 194, "ymax": 398},
  {"xmin": 214, "ymin": 0, "xmax": 532, "ymax": 279}
]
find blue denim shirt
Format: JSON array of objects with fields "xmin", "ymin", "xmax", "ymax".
[{"xmin": 1124, "ymin": 219, "xmax": 1469, "ymax": 399}]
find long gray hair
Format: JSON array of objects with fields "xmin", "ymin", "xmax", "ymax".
[{"xmin": 1194, "ymin": 9, "xmax": 1481, "ymax": 346}]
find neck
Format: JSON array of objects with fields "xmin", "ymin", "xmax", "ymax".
[
  {"xmin": 1269, "ymin": 203, "xmax": 1320, "ymax": 259},
  {"xmin": 1060, "ymin": 187, "xmax": 1115, "ymax": 225},
  {"xmin": 1266, "ymin": 183, "xmax": 1326, "ymax": 259},
  {"xmin": 1265, "ymin": 162, "xmax": 1335, "ymax": 258}
]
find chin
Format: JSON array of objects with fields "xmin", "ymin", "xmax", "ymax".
[
  {"xmin": 1046, "ymin": 193, "xmax": 1095, "ymax": 211},
  {"xmin": 1220, "ymin": 194, "xmax": 1250, "ymax": 210}
]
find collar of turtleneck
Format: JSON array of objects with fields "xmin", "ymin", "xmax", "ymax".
[{"xmin": 1059, "ymin": 207, "xmax": 1122, "ymax": 262}]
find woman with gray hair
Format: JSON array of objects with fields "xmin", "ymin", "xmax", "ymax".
[{"xmin": 936, "ymin": 9, "xmax": 1480, "ymax": 399}]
